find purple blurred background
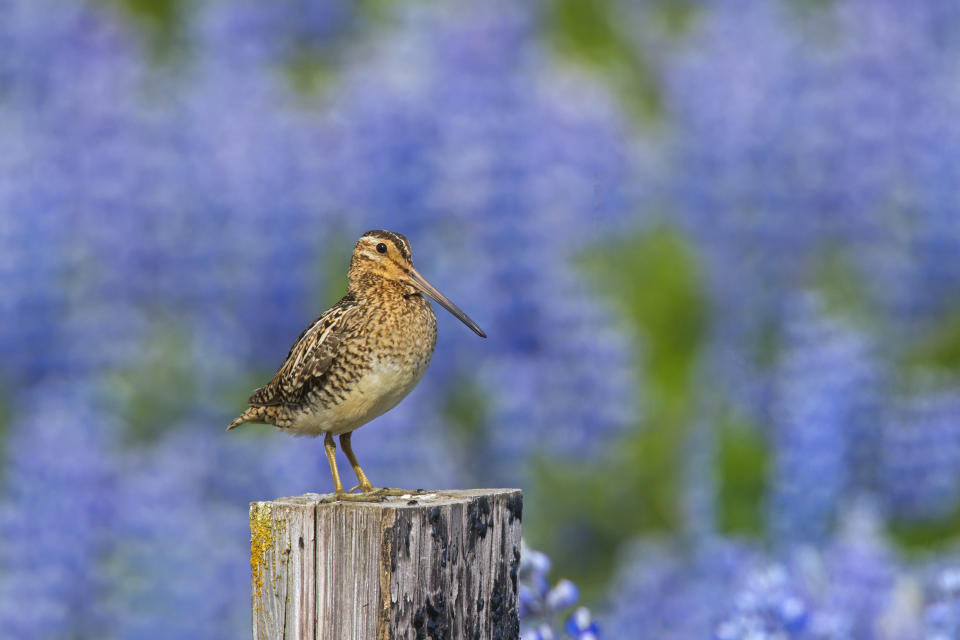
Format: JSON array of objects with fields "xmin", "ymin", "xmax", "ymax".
[{"xmin": 1, "ymin": 1, "xmax": 959, "ymax": 638}]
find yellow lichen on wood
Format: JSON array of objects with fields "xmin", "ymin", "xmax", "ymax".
[
  {"xmin": 249, "ymin": 502, "xmax": 274, "ymax": 608},
  {"xmin": 272, "ymin": 517, "xmax": 288, "ymax": 593}
]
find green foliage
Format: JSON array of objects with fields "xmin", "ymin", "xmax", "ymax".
[
  {"xmin": 105, "ymin": 322, "xmax": 202, "ymax": 445},
  {"xmin": 442, "ymin": 381, "xmax": 489, "ymax": 443},
  {"xmin": 319, "ymin": 227, "xmax": 355, "ymax": 304},
  {"xmin": 547, "ymin": 0, "xmax": 625, "ymax": 66},
  {"xmin": 525, "ymin": 454, "xmax": 641, "ymax": 604},
  {"xmin": 903, "ymin": 306, "xmax": 960, "ymax": 379},
  {"xmin": 286, "ymin": 44, "xmax": 338, "ymax": 96},
  {"xmin": 788, "ymin": 0, "xmax": 836, "ymax": 11},
  {"xmin": 97, "ymin": 0, "xmax": 187, "ymax": 54},
  {"xmin": 889, "ymin": 504, "xmax": 960, "ymax": 551},
  {"xmin": 587, "ymin": 226, "xmax": 708, "ymax": 533},
  {"xmin": 108, "ymin": 0, "xmax": 183, "ymax": 31},
  {"xmin": 544, "ymin": 0, "xmax": 698, "ymax": 122},
  {"xmin": 716, "ymin": 416, "xmax": 769, "ymax": 537},
  {"xmin": 441, "ymin": 379, "xmax": 493, "ymax": 485},
  {"xmin": 812, "ymin": 244, "xmax": 874, "ymax": 325},
  {"xmin": 357, "ymin": 0, "xmax": 414, "ymax": 22},
  {"xmin": 525, "ymin": 226, "xmax": 710, "ymax": 603},
  {"xmin": 583, "ymin": 227, "xmax": 707, "ymax": 414}
]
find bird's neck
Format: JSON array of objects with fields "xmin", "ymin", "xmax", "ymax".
[{"xmin": 347, "ymin": 273, "xmax": 416, "ymax": 301}]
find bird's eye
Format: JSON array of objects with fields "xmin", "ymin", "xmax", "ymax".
[{"xmin": 376, "ymin": 243, "xmax": 388, "ymax": 254}]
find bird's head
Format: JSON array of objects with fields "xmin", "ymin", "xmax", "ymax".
[{"xmin": 348, "ymin": 230, "xmax": 486, "ymax": 338}]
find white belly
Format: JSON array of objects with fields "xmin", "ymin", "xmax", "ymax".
[{"xmin": 289, "ymin": 358, "xmax": 427, "ymax": 436}]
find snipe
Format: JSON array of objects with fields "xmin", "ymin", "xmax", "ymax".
[{"xmin": 228, "ymin": 230, "xmax": 485, "ymax": 500}]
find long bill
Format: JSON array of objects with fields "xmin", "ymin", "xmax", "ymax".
[{"xmin": 406, "ymin": 267, "xmax": 487, "ymax": 338}]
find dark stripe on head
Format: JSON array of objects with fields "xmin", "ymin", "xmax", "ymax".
[{"xmin": 361, "ymin": 229, "xmax": 412, "ymax": 262}]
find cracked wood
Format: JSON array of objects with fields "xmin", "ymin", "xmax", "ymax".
[{"xmin": 250, "ymin": 488, "xmax": 522, "ymax": 640}]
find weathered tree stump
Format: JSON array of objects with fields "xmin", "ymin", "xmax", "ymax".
[{"xmin": 250, "ymin": 488, "xmax": 523, "ymax": 639}]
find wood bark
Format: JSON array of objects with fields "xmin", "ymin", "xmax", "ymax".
[{"xmin": 250, "ymin": 488, "xmax": 523, "ymax": 640}]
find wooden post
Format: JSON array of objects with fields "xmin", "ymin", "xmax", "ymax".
[{"xmin": 250, "ymin": 488, "xmax": 523, "ymax": 640}]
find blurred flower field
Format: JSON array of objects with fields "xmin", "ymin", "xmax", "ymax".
[{"xmin": 1, "ymin": 0, "xmax": 960, "ymax": 638}]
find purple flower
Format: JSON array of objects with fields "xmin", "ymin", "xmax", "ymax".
[
  {"xmin": 323, "ymin": 1, "xmax": 640, "ymax": 482},
  {"xmin": 0, "ymin": 382, "xmax": 119, "ymax": 638},
  {"xmin": 107, "ymin": 427, "xmax": 249, "ymax": 639},
  {"xmin": 565, "ymin": 607, "xmax": 600, "ymax": 640},
  {"xmin": 768, "ymin": 294, "xmax": 880, "ymax": 544},
  {"xmin": 924, "ymin": 565, "xmax": 960, "ymax": 640},
  {"xmin": 820, "ymin": 503, "xmax": 898, "ymax": 639},
  {"xmin": 713, "ymin": 564, "xmax": 826, "ymax": 640},
  {"xmin": 881, "ymin": 392, "xmax": 960, "ymax": 522},
  {"xmin": 519, "ymin": 543, "xmax": 596, "ymax": 639},
  {"xmin": 660, "ymin": 0, "xmax": 960, "ymax": 427},
  {"xmin": 603, "ymin": 538, "xmax": 758, "ymax": 640}
]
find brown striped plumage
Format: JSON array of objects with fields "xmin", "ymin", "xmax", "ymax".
[{"xmin": 228, "ymin": 230, "xmax": 485, "ymax": 498}]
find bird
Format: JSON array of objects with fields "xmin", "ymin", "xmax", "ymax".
[{"xmin": 228, "ymin": 229, "xmax": 486, "ymax": 500}]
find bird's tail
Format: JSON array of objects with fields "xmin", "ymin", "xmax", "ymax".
[{"xmin": 226, "ymin": 407, "xmax": 267, "ymax": 431}]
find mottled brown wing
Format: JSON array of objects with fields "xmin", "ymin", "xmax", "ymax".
[{"xmin": 248, "ymin": 297, "xmax": 359, "ymax": 407}]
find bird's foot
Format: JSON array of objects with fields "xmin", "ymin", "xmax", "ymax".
[
  {"xmin": 321, "ymin": 487, "xmax": 428, "ymax": 503},
  {"xmin": 323, "ymin": 489, "xmax": 378, "ymax": 503},
  {"xmin": 346, "ymin": 482, "xmax": 375, "ymax": 494},
  {"xmin": 365, "ymin": 487, "xmax": 424, "ymax": 497}
]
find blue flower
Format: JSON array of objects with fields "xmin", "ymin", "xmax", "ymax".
[
  {"xmin": 713, "ymin": 564, "xmax": 820, "ymax": 640},
  {"xmin": 193, "ymin": 0, "xmax": 355, "ymax": 67},
  {"xmin": 323, "ymin": 1, "xmax": 640, "ymax": 481},
  {"xmin": 519, "ymin": 543, "xmax": 597, "ymax": 639},
  {"xmin": 682, "ymin": 414, "xmax": 718, "ymax": 540},
  {"xmin": 660, "ymin": 0, "xmax": 960, "ymax": 426},
  {"xmin": 924, "ymin": 565, "xmax": 960, "ymax": 640},
  {"xmin": 820, "ymin": 503, "xmax": 898, "ymax": 639},
  {"xmin": 0, "ymin": 382, "xmax": 119, "ymax": 638},
  {"xmin": 881, "ymin": 392, "xmax": 960, "ymax": 521},
  {"xmin": 564, "ymin": 607, "xmax": 600, "ymax": 640},
  {"xmin": 603, "ymin": 538, "xmax": 758, "ymax": 640},
  {"xmin": 106, "ymin": 426, "xmax": 250, "ymax": 639},
  {"xmin": 604, "ymin": 505, "xmax": 905, "ymax": 639},
  {"xmin": 768, "ymin": 294, "xmax": 880, "ymax": 544}
]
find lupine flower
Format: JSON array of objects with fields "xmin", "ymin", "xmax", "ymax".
[
  {"xmin": 820, "ymin": 502, "xmax": 898, "ymax": 640},
  {"xmin": 0, "ymin": 383, "xmax": 118, "ymax": 638},
  {"xmin": 106, "ymin": 427, "xmax": 249, "ymax": 640},
  {"xmin": 602, "ymin": 538, "xmax": 758, "ymax": 640},
  {"xmin": 2, "ymin": 0, "xmax": 642, "ymax": 485},
  {"xmin": 0, "ymin": 0, "xmax": 149, "ymax": 384},
  {"xmin": 881, "ymin": 393, "xmax": 960, "ymax": 522},
  {"xmin": 713, "ymin": 564, "xmax": 834, "ymax": 640},
  {"xmin": 0, "ymin": 0, "xmax": 350, "ymax": 384},
  {"xmin": 323, "ymin": 1, "xmax": 640, "ymax": 482},
  {"xmin": 193, "ymin": 0, "xmax": 355, "ymax": 68},
  {"xmin": 768, "ymin": 294, "xmax": 879, "ymax": 544},
  {"xmin": 519, "ymin": 543, "xmax": 598, "ymax": 639},
  {"xmin": 603, "ymin": 505, "xmax": 905, "ymax": 640},
  {"xmin": 4, "ymin": 0, "xmax": 960, "ymax": 637},
  {"xmin": 661, "ymin": 0, "xmax": 960, "ymax": 427},
  {"xmin": 923, "ymin": 566, "xmax": 960, "ymax": 640},
  {"xmin": 682, "ymin": 413, "xmax": 718, "ymax": 541},
  {"xmin": 564, "ymin": 607, "xmax": 600, "ymax": 640}
]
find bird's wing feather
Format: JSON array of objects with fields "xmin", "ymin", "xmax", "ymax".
[{"xmin": 248, "ymin": 297, "xmax": 359, "ymax": 407}]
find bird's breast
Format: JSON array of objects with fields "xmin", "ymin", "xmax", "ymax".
[
  {"xmin": 293, "ymin": 355, "xmax": 431, "ymax": 436},
  {"xmin": 346, "ymin": 356, "xmax": 427, "ymax": 420},
  {"xmin": 291, "ymin": 299, "xmax": 437, "ymax": 436}
]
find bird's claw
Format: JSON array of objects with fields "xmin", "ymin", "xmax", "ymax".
[
  {"xmin": 321, "ymin": 487, "xmax": 426, "ymax": 503},
  {"xmin": 363, "ymin": 487, "xmax": 429, "ymax": 498}
]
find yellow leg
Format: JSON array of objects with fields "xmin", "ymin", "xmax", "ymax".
[
  {"xmin": 324, "ymin": 433, "xmax": 345, "ymax": 496},
  {"xmin": 340, "ymin": 432, "xmax": 375, "ymax": 493}
]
